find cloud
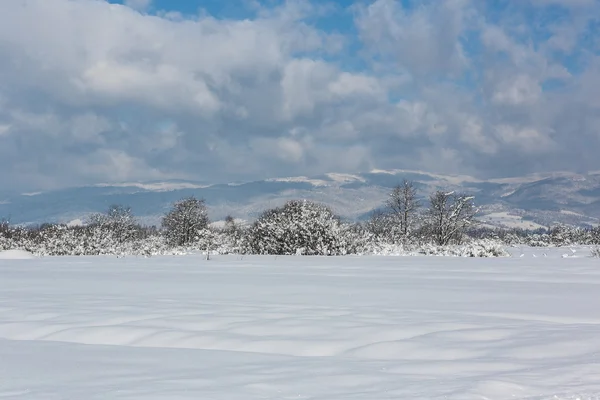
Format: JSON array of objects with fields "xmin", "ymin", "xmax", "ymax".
[
  {"xmin": 491, "ymin": 75, "xmax": 542, "ymax": 106},
  {"xmin": 354, "ymin": 0, "xmax": 469, "ymax": 77},
  {"xmin": 0, "ymin": 0, "xmax": 599, "ymax": 191}
]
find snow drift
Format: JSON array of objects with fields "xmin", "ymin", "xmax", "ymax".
[{"xmin": 0, "ymin": 249, "xmax": 36, "ymax": 259}]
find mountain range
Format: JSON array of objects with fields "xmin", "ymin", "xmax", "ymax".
[{"xmin": 1, "ymin": 169, "xmax": 599, "ymax": 229}]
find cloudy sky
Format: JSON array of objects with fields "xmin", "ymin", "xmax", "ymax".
[{"xmin": 0, "ymin": 0, "xmax": 599, "ymax": 191}]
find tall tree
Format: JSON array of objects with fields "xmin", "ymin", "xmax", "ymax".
[{"xmin": 387, "ymin": 180, "xmax": 421, "ymax": 237}]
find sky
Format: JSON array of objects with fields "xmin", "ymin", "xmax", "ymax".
[{"xmin": 0, "ymin": 0, "xmax": 599, "ymax": 191}]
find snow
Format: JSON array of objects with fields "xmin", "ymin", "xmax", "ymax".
[
  {"xmin": 488, "ymin": 171, "xmax": 581, "ymax": 184},
  {"xmin": 481, "ymin": 211, "xmax": 547, "ymax": 230},
  {"xmin": 1, "ymin": 251, "xmax": 600, "ymax": 399},
  {"xmin": 66, "ymin": 218, "xmax": 84, "ymax": 227},
  {"xmin": 94, "ymin": 181, "xmax": 211, "ymax": 191},
  {"xmin": 266, "ymin": 176, "xmax": 330, "ymax": 186},
  {"xmin": 560, "ymin": 210, "xmax": 585, "ymax": 217},
  {"xmin": 368, "ymin": 168, "xmax": 480, "ymax": 184},
  {"xmin": 325, "ymin": 172, "xmax": 366, "ymax": 183},
  {"xmin": 0, "ymin": 249, "xmax": 36, "ymax": 259},
  {"xmin": 500, "ymin": 189, "xmax": 517, "ymax": 197}
]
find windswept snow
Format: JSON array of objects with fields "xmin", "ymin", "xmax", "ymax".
[
  {"xmin": 1, "ymin": 252, "xmax": 600, "ymax": 399},
  {"xmin": 265, "ymin": 176, "xmax": 330, "ymax": 186},
  {"xmin": 325, "ymin": 172, "xmax": 366, "ymax": 183},
  {"xmin": 94, "ymin": 181, "xmax": 211, "ymax": 191},
  {"xmin": 0, "ymin": 249, "xmax": 36, "ymax": 259},
  {"xmin": 66, "ymin": 218, "xmax": 84, "ymax": 227},
  {"xmin": 560, "ymin": 210, "xmax": 585, "ymax": 216}
]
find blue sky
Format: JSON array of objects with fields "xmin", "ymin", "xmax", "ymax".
[{"xmin": 0, "ymin": 0, "xmax": 599, "ymax": 191}]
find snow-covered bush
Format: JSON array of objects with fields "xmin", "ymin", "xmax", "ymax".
[
  {"xmin": 352, "ymin": 236, "xmax": 509, "ymax": 257},
  {"xmin": 458, "ymin": 240, "xmax": 510, "ymax": 257},
  {"xmin": 188, "ymin": 227, "xmax": 238, "ymax": 255},
  {"xmin": 358, "ymin": 241, "xmax": 411, "ymax": 256},
  {"xmin": 0, "ymin": 222, "xmax": 184, "ymax": 257},
  {"xmin": 416, "ymin": 240, "xmax": 510, "ymax": 257},
  {"xmin": 88, "ymin": 205, "xmax": 140, "ymax": 242},
  {"xmin": 244, "ymin": 200, "xmax": 357, "ymax": 255},
  {"xmin": 591, "ymin": 247, "xmax": 600, "ymax": 258}
]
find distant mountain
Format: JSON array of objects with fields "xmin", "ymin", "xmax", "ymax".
[{"xmin": 1, "ymin": 170, "xmax": 599, "ymax": 229}]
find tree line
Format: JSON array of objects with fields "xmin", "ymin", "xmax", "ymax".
[{"xmin": 1, "ymin": 181, "xmax": 599, "ymax": 257}]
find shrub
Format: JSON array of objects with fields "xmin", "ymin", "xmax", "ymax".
[{"xmin": 244, "ymin": 200, "xmax": 355, "ymax": 255}]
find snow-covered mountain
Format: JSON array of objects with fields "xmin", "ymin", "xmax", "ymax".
[{"xmin": 1, "ymin": 169, "xmax": 599, "ymax": 228}]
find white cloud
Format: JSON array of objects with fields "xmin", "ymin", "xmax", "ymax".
[
  {"xmin": 492, "ymin": 75, "xmax": 542, "ymax": 106},
  {"xmin": 494, "ymin": 125, "xmax": 555, "ymax": 153},
  {"xmin": 275, "ymin": 137, "xmax": 305, "ymax": 163},
  {"xmin": 355, "ymin": 0, "xmax": 469, "ymax": 77},
  {"xmin": 459, "ymin": 117, "xmax": 497, "ymax": 154},
  {"xmin": 328, "ymin": 73, "xmax": 384, "ymax": 99},
  {"xmin": 250, "ymin": 136, "xmax": 307, "ymax": 164},
  {"xmin": 79, "ymin": 61, "xmax": 221, "ymax": 115},
  {"xmin": 280, "ymin": 59, "xmax": 384, "ymax": 120}
]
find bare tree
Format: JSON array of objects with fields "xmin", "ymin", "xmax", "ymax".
[
  {"xmin": 424, "ymin": 191, "xmax": 477, "ymax": 246},
  {"xmin": 387, "ymin": 180, "xmax": 421, "ymax": 237},
  {"xmin": 162, "ymin": 196, "xmax": 209, "ymax": 246},
  {"xmin": 363, "ymin": 209, "xmax": 403, "ymax": 243}
]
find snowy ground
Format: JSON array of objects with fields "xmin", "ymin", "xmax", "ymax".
[
  {"xmin": 1, "ymin": 249, "xmax": 600, "ymax": 399},
  {"xmin": 479, "ymin": 211, "xmax": 547, "ymax": 230}
]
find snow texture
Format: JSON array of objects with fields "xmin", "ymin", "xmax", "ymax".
[
  {"xmin": 0, "ymin": 249, "xmax": 36, "ymax": 259},
  {"xmin": 0, "ymin": 248, "xmax": 600, "ymax": 399}
]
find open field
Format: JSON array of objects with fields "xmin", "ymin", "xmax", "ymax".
[{"xmin": 1, "ymin": 249, "xmax": 600, "ymax": 399}]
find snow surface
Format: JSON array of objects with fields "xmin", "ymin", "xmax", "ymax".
[
  {"xmin": 1, "ymin": 249, "xmax": 600, "ymax": 399},
  {"xmin": 0, "ymin": 249, "xmax": 36, "ymax": 259},
  {"xmin": 480, "ymin": 211, "xmax": 547, "ymax": 230},
  {"xmin": 265, "ymin": 176, "xmax": 330, "ymax": 186},
  {"xmin": 94, "ymin": 181, "xmax": 211, "ymax": 191}
]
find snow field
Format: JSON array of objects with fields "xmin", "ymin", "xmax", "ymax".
[
  {"xmin": 0, "ymin": 252, "xmax": 600, "ymax": 398},
  {"xmin": 0, "ymin": 249, "xmax": 36, "ymax": 259}
]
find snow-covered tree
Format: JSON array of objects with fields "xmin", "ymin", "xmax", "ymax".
[
  {"xmin": 364, "ymin": 209, "xmax": 404, "ymax": 244},
  {"xmin": 88, "ymin": 204, "xmax": 139, "ymax": 242},
  {"xmin": 162, "ymin": 196, "xmax": 209, "ymax": 246},
  {"xmin": 423, "ymin": 191, "xmax": 477, "ymax": 246},
  {"xmin": 221, "ymin": 215, "xmax": 244, "ymax": 251},
  {"xmin": 387, "ymin": 180, "xmax": 421, "ymax": 237},
  {"xmin": 244, "ymin": 200, "xmax": 355, "ymax": 255}
]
